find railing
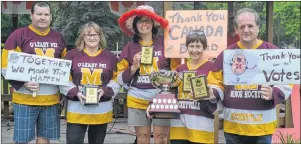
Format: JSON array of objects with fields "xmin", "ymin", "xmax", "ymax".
[{"xmin": 1, "ymin": 77, "xmax": 13, "ymax": 119}]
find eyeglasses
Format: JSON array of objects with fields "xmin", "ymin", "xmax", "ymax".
[
  {"xmin": 84, "ymin": 34, "xmax": 100, "ymax": 39},
  {"xmin": 137, "ymin": 19, "xmax": 153, "ymax": 25},
  {"xmin": 188, "ymin": 31, "xmax": 205, "ymax": 36}
]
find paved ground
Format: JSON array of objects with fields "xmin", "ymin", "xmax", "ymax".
[{"xmin": 1, "ymin": 118, "xmax": 225, "ymax": 144}]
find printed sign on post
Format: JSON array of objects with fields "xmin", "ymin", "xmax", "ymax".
[
  {"xmin": 164, "ymin": 10, "xmax": 228, "ymax": 59},
  {"xmin": 5, "ymin": 51, "xmax": 72, "ymax": 86},
  {"xmin": 223, "ymin": 49, "xmax": 300, "ymax": 85}
]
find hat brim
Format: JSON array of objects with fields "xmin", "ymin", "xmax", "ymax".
[{"xmin": 118, "ymin": 9, "xmax": 169, "ymax": 37}]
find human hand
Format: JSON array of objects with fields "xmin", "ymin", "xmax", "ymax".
[
  {"xmin": 146, "ymin": 105, "xmax": 154, "ymax": 119},
  {"xmin": 171, "ymin": 71, "xmax": 181, "ymax": 87},
  {"xmin": 24, "ymin": 82, "xmax": 40, "ymax": 92},
  {"xmin": 191, "ymin": 87, "xmax": 216, "ymax": 101},
  {"xmin": 132, "ymin": 52, "xmax": 142, "ymax": 69},
  {"xmin": 200, "ymin": 87, "xmax": 216, "ymax": 100},
  {"xmin": 97, "ymin": 88, "xmax": 104, "ymax": 102},
  {"xmin": 76, "ymin": 92, "xmax": 86, "ymax": 105},
  {"xmin": 260, "ymin": 85, "xmax": 273, "ymax": 100}
]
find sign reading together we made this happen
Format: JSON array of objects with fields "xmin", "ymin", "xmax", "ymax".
[{"xmin": 5, "ymin": 51, "xmax": 72, "ymax": 86}]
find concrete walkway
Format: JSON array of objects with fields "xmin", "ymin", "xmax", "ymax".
[{"xmin": 1, "ymin": 118, "xmax": 225, "ymax": 143}]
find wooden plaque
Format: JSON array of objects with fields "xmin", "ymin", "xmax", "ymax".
[
  {"xmin": 141, "ymin": 46, "xmax": 153, "ymax": 65},
  {"xmin": 182, "ymin": 71, "xmax": 196, "ymax": 92},
  {"xmin": 83, "ymin": 85, "xmax": 99, "ymax": 105},
  {"xmin": 190, "ymin": 75, "xmax": 209, "ymax": 100}
]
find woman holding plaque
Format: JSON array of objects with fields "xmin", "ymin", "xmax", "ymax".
[
  {"xmin": 169, "ymin": 30, "xmax": 221, "ymax": 144},
  {"xmin": 117, "ymin": 5, "xmax": 180, "ymax": 144},
  {"xmin": 60, "ymin": 22, "xmax": 120, "ymax": 144}
]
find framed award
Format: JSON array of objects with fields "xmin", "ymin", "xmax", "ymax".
[
  {"xmin": 83, "ymin": 85, "xmax": 99, "ymax": 105},
  {"xmin": 141, "ymin": 46, "xmax": 153, "ymax": 65},
  {"xmin": 190, "ymin": 75, "xmax": 209, "ymax": 100},
  {"xmin": 182, "ymin": 71, "xmax": 196, "ymax": 92}
]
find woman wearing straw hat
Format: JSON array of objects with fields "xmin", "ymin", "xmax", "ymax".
[{"xmin": 117, "ymin": 5, "xmax": 179, "ymax": 144}]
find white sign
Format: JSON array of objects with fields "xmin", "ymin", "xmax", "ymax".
[
  {"xmin": 5, "ymin": 51, "xmax": 72, "ymax": 86},
  {"xmin": 1, "ymin": 2, "xmax": 33, "ymax": 14},
  {"xmin": 223, "ymin": 49, "xmax": 300, "ymax": 85}
]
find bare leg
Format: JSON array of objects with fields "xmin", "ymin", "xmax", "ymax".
[
  {"xmin": 153, "ymin": 125, "xmax": 170, "ymax": 144},
  {"xmin": 135, "ymin": 126, "xmax": 151, "ymax": 144},
  {"xmin": 36, "ymin": 137, "xmax": 50, "ymax": 144}
]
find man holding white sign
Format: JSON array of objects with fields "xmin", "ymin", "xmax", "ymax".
[
  {"xmin": 1, "ymin": 2, "xmax": 71, "ymax": 144},
  {"xmin": 207, "ymin": 8, "xmax": 293, "ymax": 144},
  {"xmin": 6, "ymin": 51, "xmax": 72, "ymax": 86}
]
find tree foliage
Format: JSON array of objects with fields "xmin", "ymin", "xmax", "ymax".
[
  {"xmin": 1, "ymin": 14, "xmax": 12, "ymax": 42},
  {"xmin": 273, "ymin": 2, "xmax": 300, "ymax": 48},
  {"xmin": 1, "ymin": 2, "xmax": 299, "ymax": 49},
  {"xmin": 52, "ymin": 2, "xmax": 122, "ymax": 51},
  {"xmin": 1, "ymin": 14, "xmax": 31, "ymax": 43}
]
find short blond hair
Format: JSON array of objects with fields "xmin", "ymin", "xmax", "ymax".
[{"xmin": 75, "ymin": 22, "xmax": 107, "ymax": 51}]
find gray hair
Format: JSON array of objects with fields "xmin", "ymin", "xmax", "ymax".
[{"xmin": 234, "ymin": 8, "xmax": 260, "ymax": 28}]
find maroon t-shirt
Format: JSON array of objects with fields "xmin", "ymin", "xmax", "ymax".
[
  {"xmin": 118, "ymin": 35, "xmax": 171, "ymax": 89},
  {"xmin": 64, "ymin": 49, "xmax": 117, "ymax": 102},
  {"xmin": 3, "ymin": 25, "xmax": 66, "ymax": 90},
  {"xmin": 213, "ymin": 41, "xmax": 280, "ymax": 110},
  {"xmin": 176, "ymin": 62, "xmax": 216, "ymax": 118}
]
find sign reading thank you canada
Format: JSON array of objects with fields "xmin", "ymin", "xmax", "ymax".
[
  {"xmin": 5, "ymin": 51, "xmax": 72, "ymax": 86},
  {"xmin": 164, "ymin": 10, "xmax": 227, "ymax": 59},
  {"xmin": 223, "ymin": 49, "xmax": 300, "ymax": 85}
]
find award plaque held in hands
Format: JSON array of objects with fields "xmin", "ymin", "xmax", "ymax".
[
  {"xmin": 82, "ymin": 85, "xmax": 99, "ymax": 105},
  {"xmin": 141, "ymin": 46, "xmax": 153, "ymax": 65},
  {"xmin": 190, "ymin": 75, "xmax": 209, "ymax": 100},
  {"xmin": 148, "ymin": 70, "xmax": 181, "ymax": 119},
  {"xmin": 182, "ymin": 71, "xmax": 196, "ymax": 92}
]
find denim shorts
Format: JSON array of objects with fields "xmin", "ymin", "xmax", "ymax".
[{"xmin": 13, "ymin": 103, "xmax": 60, "ymax": 143}]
